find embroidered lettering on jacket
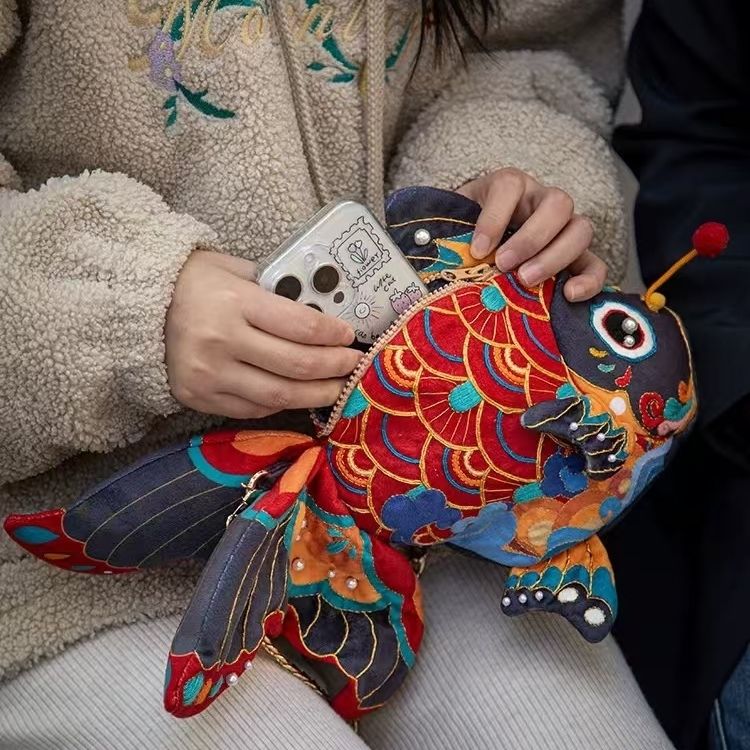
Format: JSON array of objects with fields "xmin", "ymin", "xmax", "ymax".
[
  {"xmin": 129, "ymin": 0, "xmax": 266, "ymax": 127},
  {"xmin": 302, "ymin": 1, "xmax": 419, "ymax": 85},
  {"xmin": 127, "ymin": 0, "xmax": 417, "ymax": 129}
]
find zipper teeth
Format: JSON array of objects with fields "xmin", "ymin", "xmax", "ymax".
[{"xmin": 316, "ymin": 274, "xmax": 491, "ymax": 436}]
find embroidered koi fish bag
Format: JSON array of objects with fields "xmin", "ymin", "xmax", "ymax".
[{"xmin": 5, "ymin": 187, "xmax": 729, "ymax": 720}]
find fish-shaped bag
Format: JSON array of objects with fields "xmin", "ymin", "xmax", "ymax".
[{"xmin": 5, "ymin": 187, "xmax": 728, "ymax": 721}]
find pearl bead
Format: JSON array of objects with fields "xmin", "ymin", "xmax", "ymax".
[
  {"xmin": 413, "ymin": 228, "xmax": 431, "ymax": 246},
  {"xmin": 534, "ymin": 590, "xmax": 544, "ymax": 602},
  {"xmin": 623, "ymin": 335, "xmax": 636, "ymax": 348},
  {"xmin": 557, "ymin": 587, "xmax": 579, "ymax": 603},
  {"xmin": 295, "ymin": 534, "xmax": 301, "ymax": 541},
  {"xmin": 346, "ymin": 577, "xmax": 358, "ymax": 590},
  {"xmin": 596, "ymin": 433, "xmax": 606, "ymax": 442},
  {"xmin": 301, "ymin": 519, "xmax": 308, "ymax": 529},
  {"xmin": 244, "ymin": 660, "xmax": 253, "ymax": 671},
  {"xmin": 621, "ymin": 317, "xmax": 638, "ymax": 334},
  {"xmin": 292, "ymin": 558, "xmax": 305, "ymax": 571},
  {"xmin": 227, "ymin": 673, "xmax": 238, "ymax": 685},
  {"xmin": 584, "ymin": 607, "xmax": 606, "ymax": 627},
  {"xmin": 607, "ymin": 454, "xmax": 617, "ymax": 464},
  {"xmin": 518, "ymin": 593, "xmax": 528, "ymax": 604},
  {"xmin": 501, "ymin": 596, "xmax": 511, "ymax": 607},
  {"xmin": 327, "ymin": 568, "xmax": 336, "ymax": 579},
  {"xmin": 569, "ymin": 421, "xmax": 579, "ymax": 431}
]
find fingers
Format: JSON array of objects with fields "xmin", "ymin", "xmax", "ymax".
[
  {"xmin": 563, "ymin": 249, "xmax": 608, "ymax": 301},
  {"xmin": 232, "ymin": 325, "xmax": 362, "ymax": 380},
  {"xmin": 458, "ymin": 170, "xmax": 527, "ymax": 259},
  {"xmin": 516, "ymin": 215, "xmax": 594, "ymax": 286},
  {"xmin": 200, "ymin": 393, "xmax": 275, "ymax": 420},
  {"xmin": 220, "ymin": 363, "xmax": 347, "ymax": 411},
  {"xmin": 495, "ymin": 188, "xmax": 575, "ymax": 273},
  {"xmin": 242, "ymin": 283, "xmax": 355, "ymax": 346}
]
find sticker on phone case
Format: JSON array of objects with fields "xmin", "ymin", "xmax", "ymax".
[
  {"xmin": 389, "ymin": 283, "xmax": 424, "ymax": 315},
  {"xmin": 330, "ymin": 217, "xmax": 392, "ymax": 288}
]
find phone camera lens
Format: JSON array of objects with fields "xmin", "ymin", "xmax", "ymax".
[
  {"xmin": 275, "ymin": 275, "xmax": 302, "ymax": 300},
  {"xmin": 312, "ymin": 265, "xmax": 340, "ymax": 294},
  {"xmin": 306, "ymin": 303, "xmax": 323, "ymax": 312},
  {"xmin": 333, "ymin": 291, "xmax": 345, "ymax": 304}
]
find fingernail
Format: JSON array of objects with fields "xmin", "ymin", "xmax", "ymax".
[
  {"xmin": 341, "ymin": 325, "xmax": 356, "ymax": 344},
  {"xmin": 519, "ymin": 262, "xmax": 541, "ymax": 287},
  {"xmin": 567, "ymin": 282, "xmax": 583, "ymax": 301},
  {"xmin": 495, "ymin": 249, "xmax": 514, "ymax": 272},
  {"xmin": 470, "ymin": 232, "xmax": 491, "ymax": 259}
]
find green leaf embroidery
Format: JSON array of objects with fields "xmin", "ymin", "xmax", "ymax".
[
  {"xmin": 176, "ymin": 82, "xmax": 236, "ymax": 119},
  {"xmin": 386, "ymin": 23, "xmax": 412, "ymax": 70},
  {"xmin": 166, "ymin": 108, "xmax": 178, "ymax": 127},
  {"xmin": 163, "ymin": 95, "xmax": 177, "ymax": 109},
  {"xmin": 321, "ymin": 36, "xmax": 358, "ymax": 72},
  {"xmin": 307, "ymin": 61, "xmax": 327, "ymax": 72},
  {"xmin": 216, "ymin": 0, "xmax": 261, "ymax": 10},
  {"xmin": 170, "ymin": 0, "xmax": 202, "ymax": 41},
  {"xmin": 330, "ymin": 72, "xmax": 355, "ymax": 83}
]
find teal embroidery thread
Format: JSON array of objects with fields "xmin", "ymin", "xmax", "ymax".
[
  {"xmin": 448, "ymin": 381, "xmax": 482, "ymax": 413},
  {"xmin": 304, "ymin": 0, "xmax": 417, "ymax": 84}
]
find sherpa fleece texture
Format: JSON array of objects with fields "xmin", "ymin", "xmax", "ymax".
[{"xmin": 0, "ymin": 0, "xmax": 625, "ymax": 681}]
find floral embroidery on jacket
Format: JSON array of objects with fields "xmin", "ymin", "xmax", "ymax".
[
  {"xmin": 303, "ymin": 0, "xmax": 418, "ymax": 85},
  {"xmin": 133, "ymin": 0, "xmax": 267, "ymax": 128},
  {"xmin": 128, "ymin": 0, "xmax": 416, "ymax": 130}
]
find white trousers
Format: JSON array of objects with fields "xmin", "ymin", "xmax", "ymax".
[{"xmin": 0, "ymin": 553, "xmax": 674, "ymax": 750}]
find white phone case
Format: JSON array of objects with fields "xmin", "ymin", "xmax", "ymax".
[{"xmin": 258, "ymin": 200, "xmax": 428, "ymax": 345}]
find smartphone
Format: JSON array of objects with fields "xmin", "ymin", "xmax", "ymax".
[{"xmin": 258, "ymin": 200, "xmax": 428, "ymax": 345}]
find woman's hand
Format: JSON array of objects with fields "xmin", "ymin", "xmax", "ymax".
[
  {"xmin": 457, "ymin": 168, "xmax": 607, "ymax": 301},
  {"xmin": 165, "ymin": 250, "xmax": 362, "ymax": 419}
]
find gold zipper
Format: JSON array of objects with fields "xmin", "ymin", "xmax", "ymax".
[{"xmin": 315, "ymin": 264, "xmax": 495, "ymax": 436}]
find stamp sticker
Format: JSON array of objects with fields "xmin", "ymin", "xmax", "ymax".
[{"xmin": 330, "ymin": 217, "xmax": 392, "ymax": 288}]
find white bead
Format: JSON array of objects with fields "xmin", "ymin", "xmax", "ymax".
[
  {"xmin": 227, "ymin": 673, "xmax": 238, "ymax": 685},
  {"xmin": 534, "ymin": 590, "xmax": 544, "ymax": 602},
  {"xmin": 301, "ymin": 519, "xmax": 308, "ymax": 529},
  {"xmin": 327, "ymin": 568, "xmax": 336, "ymax": 579},
  {"xmin": 607, "ymin": 454, "xmax": 618, "ymax": 463},
  {"xmin": 596, "ymin": 433, "xmax": 606, "ymax": 442},
  {"xmin": 501, "ymin": 596, "xmax": 511, "ymax": 607},
  {"xmin": 413, "ymin": 228, "xmax": 431, "ymax": 246},
  {"xmin": 292, "ymin": 557, "xmax": 305, "ymax": 571},
  {"xmin": 557, "ymin": 587, "xmax": 579, "ymax": 603},
  {"xmin": 584, "ymin": 607, "xmax": 606, "ymax": 627},
  {"xmin": 295, "ymin": 534, "xmax": 301, "ymax": 541},
  {"xmin": 609, "ymin": 396, "xmax": 627, "ymax": 415},
  {"xmin": 518, "ymin": 593, "xmax": 528, "ymax": 605},
  {"xmin": 621, "ymin": 317, "xmax": 638, "ymax": 334},
  {"xmin": 623, "ymin": 335, "xmax": 636, "ymax": 348},
  {"xmin": 569, "ymin": 421, "xmax": 579, "ymax": 431},
  {"xmin": 244, "ymin": 660, "xmax": 253, "ymax": 671},
  {"xmin": 346, "ymin": 577, "xmax": 358, "ymax": 590}
]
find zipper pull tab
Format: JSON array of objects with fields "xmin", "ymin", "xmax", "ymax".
[{"xmin": 422, "ymin": 263, "xmax": 494, "ymax": 284}]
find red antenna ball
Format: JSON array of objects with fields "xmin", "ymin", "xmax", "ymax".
[{"xmin": 692, "ymin": 222, "xmax": 729, "ymax": 258}]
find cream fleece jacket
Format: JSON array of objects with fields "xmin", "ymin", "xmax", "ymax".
[{"xmin": 0, "ymin": 0, "xmax": 625, "ymax": 681}]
